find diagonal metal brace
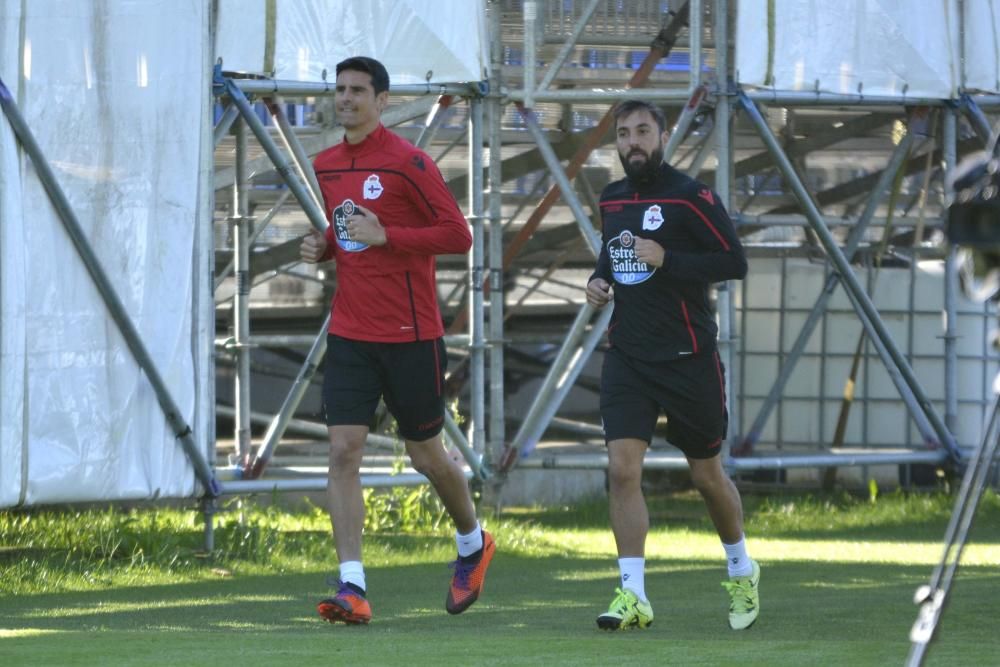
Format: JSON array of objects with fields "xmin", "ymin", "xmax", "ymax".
[
  {"xmin": 737, "ymin": 90, "xmax": 961, "ymax": 463},
  {"xmin": 218, "ymin": 73, "xmax": 329, "ymax": 232}
]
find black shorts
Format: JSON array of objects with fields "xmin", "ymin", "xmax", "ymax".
[
  {"xmin": 323, "ymin": 334, "xmax": 447, "ymax": 441},
  {"xmin": 600, "ymin": 346, "xmax": 728, "ymax": 460}
]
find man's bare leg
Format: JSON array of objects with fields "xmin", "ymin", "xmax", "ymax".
[
  {"xmin": 405, "ymin": 434, "xmax": 476, "ymax": 533},
  {"xmin": 608, "ymin": 438, "xmax": 650, "ymax": 557},
  {"xmin": 327, "ymin": 425, "xmax": 369, "ymax": 562},
  {"xmin": 687, "ymin": 455, "xmax": 743, "ymax": 544},
  {"xmin": 597, "ymin": 437, "xmax": 655, "ymax": 630}
]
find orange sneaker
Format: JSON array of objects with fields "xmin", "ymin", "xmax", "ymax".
[
  {"xmin": 317, "ymin": 580, "xmax": 372, "ymax": 625},
  {"xmin": 446, "ymin": 530, "xmax": 495, "ymax": 614}
]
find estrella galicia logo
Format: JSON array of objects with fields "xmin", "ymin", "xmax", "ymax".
[
  {"xmin": 609, "ymin": 230, "xmax": 654, "ymax": 285},
  {"xmin": 333, "ymin": 198, "xmax": 368, "ymax": 252}
]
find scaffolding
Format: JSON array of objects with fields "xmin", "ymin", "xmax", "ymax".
[
  {"xmin": 206, "ymin": 0, "xmax": 998, "ymax": 509},
  {"xmin": 4, "ymin": 2, "xmax": 999, "ymax": 660},
  {"xmin": 3, "ymin": 0, "xmax": 997, "ymax": 508}
]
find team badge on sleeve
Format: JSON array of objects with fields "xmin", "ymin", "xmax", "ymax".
[
  {"xmin": 642, "ymin": 204, "xmax": 664, "ymax": 231},
  {"xmin": 332, "ymin": 198, "xmax": 368, "ymax": 252},
  {"xmin": 363, "ymin": 174, "xmax": 384, "ymax": 200},
  {"xmin": 608, "ymin": 230, "xmax": 655, "ymax": 285}
]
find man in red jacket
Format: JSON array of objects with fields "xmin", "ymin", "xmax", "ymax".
[{"xmin": 300, "ymin": 56, "xmax": 494, "ymax": 625}]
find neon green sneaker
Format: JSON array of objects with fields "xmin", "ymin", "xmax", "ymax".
[
  {"xmin": 596, "ymin": 587, "xmax": 654, "ymax": 631},
  {"xmin": 721, "ymin": 559, "xmax": 760, "ymax": 630}
]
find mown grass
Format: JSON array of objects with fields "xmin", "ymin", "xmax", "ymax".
[{"xmin": 1, "ymin": 488, "xmax": 998, "ymax": 666}]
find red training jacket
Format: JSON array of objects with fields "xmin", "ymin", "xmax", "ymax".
[{"xmin": 313, "ymin": 124, "xmax": 471, "ymax": 342}]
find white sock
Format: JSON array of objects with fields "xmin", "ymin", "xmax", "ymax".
[
  {"xmin": 723, "ymin": 536, "xmax": 753, "ymax": 577},
  {"xmin": 339, "ymin": 560, "xmax": 366, "ymax": 592},
  {"xmin": 618, "ymin": 557, "xmax": 647, "ymax": 601},
  {"xmin": 456, "ymin": 521, "xmax": 483, "ymax": 558}
]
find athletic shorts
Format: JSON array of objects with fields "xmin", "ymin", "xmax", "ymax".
[
  {"xmin": 323, "ymin": 334, "xmax": 447, "ymax": 441},
  {"xmin": 600, "ymin": 346, "xmax": 728, "ymax": 460}
]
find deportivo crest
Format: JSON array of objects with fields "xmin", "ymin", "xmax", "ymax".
[
  {"xmin": 363, "ymin": 174, "xmax": 384, "ymax": 200},
  {"xmin": 608, "ymin": 230, "xmax": 654, "ymax": 285},
  {"xmin": 642, "ymin": 204, "xmax": 664, "ymax": 231},
  {"xmin": 332, "ymin": 198, "xmax": 368, "ymax": 252}
]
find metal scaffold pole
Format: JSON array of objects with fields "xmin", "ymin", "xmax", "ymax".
[
  {"xmin": 487, "ymin": 0, "xmax": 506, "ymax": 472},
  {"xmin": 231, "ymin": 117, "xmax": 253, "ymax": 469},
  {"xmin": 196, "ymin": 0, "xmax": 1000, "ymax": 505},
  {"xmin": 942, "ymin": 109, "xmax": 959, "ymax": 434},
  {"xmin": 218, "ymin": 73, "xmax": 482, "ymax": 482},
  {"xmin": 468, "ymin": 95, "xmax": 488, "ymax": 456},
  {"xmin": 738, "ymin": 91, "xmax": 961, "ymax": 461},
  {"xmin": 714, "ymin": 0, "xmax": 737, "ymax": 452},
  {"xmin": 518, "ymin": 106, "xmax": 601, "ymax": 255},
  {"xmin": 213, "ymin": 103, "xmax": 239, "ymax": 147},
  {"xmin": 907, "ymin": 388, "xmax": 1000, "ymax": 665},
  {"xmin": 739, "ymin": 129, "xmax": 929, "ymax": 453}
]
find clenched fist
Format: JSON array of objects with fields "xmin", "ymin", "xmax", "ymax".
[
  {"xmin": 586, "ymin": 278, "xmax": 614, "ymax": 308},
  {"xmin": 633, "ymin": 237, "xmax": 665, "ymax": 268},
  {"xmin": 345, "ymin": 204, "xmax": 387, "ymax": 246},
  {"xmin": 300, "ymin": 228, "xmax": 328, "ymax": 263}
]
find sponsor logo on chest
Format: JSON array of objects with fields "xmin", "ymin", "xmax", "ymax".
[
  {"xmin": 608, "ymin": 230, "xmax": 655, "ymax": 285},
  {"xmin": 332, "ymin": 198, "xmax": 368, "ymax": 252}
]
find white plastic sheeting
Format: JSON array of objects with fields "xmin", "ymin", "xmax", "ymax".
[
  {"xmin": 215, "ymin": 0, "xmax": 488, "ymax": 84},
  {"xmin": 963, "ymin": 0, "xmax": 1000, "ymax": 93},
  {"xmin": 740, "ymin": 259, "xmax": 998, "ymax": 450},
  {"xmin": 736, "ymin": 0, "xmax": 969, "ymax": 97},
  {"xmin": 0, "ymin": 0, "xmax": 211, "ymax": 507},
  {"xmin": 0, "ymin": 2, "xmax": 26, "ymax": 508}
]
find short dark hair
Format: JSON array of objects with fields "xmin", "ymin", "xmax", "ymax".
[
  {"xmin": 335, "ymin": 56, "xmax": 390, "ymax": 95},
  {"xmin": 613, "ymin": 100, "xmax": 667, "ymax": 133}
]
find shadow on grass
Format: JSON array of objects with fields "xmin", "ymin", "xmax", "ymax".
[
  {"xmin": 2, "ymin": 553, "xmax": 997, "ymax": 642},
  {"xmin": 3, "ymin": 492, "xmax": 1000, "ymax": 665},
  {"xmin": 509, "ymin": 490, "xmax": 1000, "ymax": 545},
  {"xmin": 3, "ymin": 550, "xmax": 998, "ymax": 667}
]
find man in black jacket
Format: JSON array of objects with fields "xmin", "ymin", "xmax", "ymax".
[{"xmin": 586, "ymin": 100, "xmax": 759, "ymax": 632}]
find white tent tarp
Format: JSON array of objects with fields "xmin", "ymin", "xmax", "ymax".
[
  {"xmin": 214, "ymin": 0, "xmax": 488, "ymax": 84},
  {"xmin": 0, "ymin": 2, "xmax": 26, "ymax": 508},
  {"xmin": 736, "ymin": 0, "xmax": 965, "ymax": 98},
  {"xmin": 963, "ymin": 0, "xmax": 1000, "ymax": 93},
  {"xmin": 0, "ymin": 0, "xmax": 211, "ymax": 507}
]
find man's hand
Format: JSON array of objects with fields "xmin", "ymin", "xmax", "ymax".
[
  {"xmin": 634, "ymin": 237, "xmax": 665, "ymax": 268},
  {"xmin": 586, "ymin": 277, "xmax": 614, "ymax": 308},
  {"xmin": 346, "ymin": 204, "xmax": 387, "ymax": 246},
  {"xmin": 300, "ymin": 228, "xmax": 328, "ymax": 263}
]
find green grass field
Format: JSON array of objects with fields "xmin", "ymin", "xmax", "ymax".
[{"xmin": 1, "ymin": 489, "xmax": 998, "ymax": 666}]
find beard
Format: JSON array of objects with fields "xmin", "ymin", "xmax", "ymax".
[{"xmin": 619, "ymin": 145, "xmax": 664, "ymax": 187}]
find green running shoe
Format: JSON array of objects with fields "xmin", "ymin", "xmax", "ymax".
[
  {"xmin": 596, "ymin": 587, "xmax": 654, "ymax": 631},
  {"xmin": 721, "ymin": 559, "xmax": 760, "ymax": 630}
]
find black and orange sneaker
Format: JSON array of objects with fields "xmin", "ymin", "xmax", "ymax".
[
  {"xmin": 445, "ymin": 530, "xmax": 495, "ymax": 614},
  {"xmin": 317, "ymin": 580, "xmax": 372, "ymax": 625}
]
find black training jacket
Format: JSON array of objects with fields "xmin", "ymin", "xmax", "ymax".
[{"xmin": 590, "ymin": 163, "xmax": 747, "ymax": 362}]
